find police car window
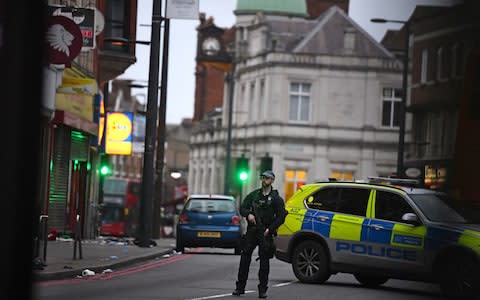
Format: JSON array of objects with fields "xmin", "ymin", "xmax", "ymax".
[
  {"xmin": 375, "ymin": 191, "xmax": 414, "ymax": 223},
  {"xmin": 336, "ymin": 188, "xmax": 370, "ymax": 216},
  {"xmin": 307, "ymin": 188, "xmax": 339, "ymax": 212}
]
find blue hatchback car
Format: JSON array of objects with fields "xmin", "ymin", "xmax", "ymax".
[{"xmin": 176, "ymin": 194, "xmax": 245, "ymax": 254}]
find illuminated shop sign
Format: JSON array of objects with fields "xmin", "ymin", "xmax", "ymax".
[
  {"xmin": 105, "ymin": 112, "xmax": 133, "ymax": 155},
  {"xmin": 424, "ymin": 165, "xmax": 447, "ymax": 189}
]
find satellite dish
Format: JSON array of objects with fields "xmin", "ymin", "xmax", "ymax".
[{"xmin": 94, "ymin": 8, "xmax": 105, "ymax": 36}]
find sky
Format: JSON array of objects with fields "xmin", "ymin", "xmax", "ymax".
[{"xmin": 119, "ymin": 0, "xmax": 460, "ymax": 124}]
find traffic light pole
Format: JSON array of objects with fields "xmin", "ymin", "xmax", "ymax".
[{"xmin": 138, "ymin": 0, "xmax": 162, "ymax": 247}]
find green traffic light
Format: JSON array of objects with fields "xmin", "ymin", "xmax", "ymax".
[
  {"xmin": 100, "ymin": 165, "xmax": 110, "ymax": 176},
  {"xmin": 239, "ymin": 171, "xmax": 248, "ymax": 181}
]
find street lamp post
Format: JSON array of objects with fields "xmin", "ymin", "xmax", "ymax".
[
  {"xmin": 137, "ymin": 0, "xmax": 162, "ymax": 247},
  {"xmin": 153, "ymin": 16, "xmax": 170, "ymax": 239},
  {"xmin": 371, "ymin": 18, "xmax": 410, "ymax": 177}
]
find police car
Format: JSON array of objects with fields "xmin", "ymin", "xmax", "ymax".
[{"xmin": 274, "ymin": 177, "xmax": 480, "ymax": 299}]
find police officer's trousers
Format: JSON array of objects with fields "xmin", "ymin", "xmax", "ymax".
[{"xmin": 235, "ymin": 228, "xmax": 273, "ymax": 292}]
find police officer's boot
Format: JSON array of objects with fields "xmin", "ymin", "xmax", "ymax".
[
  {"xmin": 232, "ymin": 289, "xmax": 245, "ymax": 296},
  {"xmin": 232, "ymin": 281, "xmax": 245, "ymax": 296},
  {"xmin": 258, "ymin": 285, "xmax": 267, "ymax": 298}
]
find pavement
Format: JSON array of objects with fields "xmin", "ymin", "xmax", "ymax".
[{"xmin": 32, "ymin": 236, "xmax": 177, "ymax": 282}]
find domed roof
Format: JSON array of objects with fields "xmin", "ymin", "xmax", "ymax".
[{"xmin": 235, "ymin": 0, "xmax": 308, "ymax": 17}]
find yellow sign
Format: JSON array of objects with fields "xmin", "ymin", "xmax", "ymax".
[
  {"xmin": 105, "ymin": 112, "xmax": 133, "ymax": 155},
  {"xmin": 98, "ymin": 97, "xmax": 105, "ymax": 146},
  {"xmin": 55, "ymin": 93, "xmax": 94, "ymax": 121}
]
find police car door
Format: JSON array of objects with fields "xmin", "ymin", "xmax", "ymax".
[
  {"xmin": 367, "ymin": 190, "xmax": 426, "ymax": 273},
  {"xmin": 307, "ymin": 187, "xmax": 372, "ymax": 267}
]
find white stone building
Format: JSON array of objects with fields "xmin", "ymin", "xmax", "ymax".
[{"xmin": 189, "ymin": 3, "xmax": 406, "ymax": 201}]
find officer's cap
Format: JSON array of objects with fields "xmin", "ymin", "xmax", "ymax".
[{"xmin": 261, "ymin": 170, "xmax": 275, "ymax": 180}]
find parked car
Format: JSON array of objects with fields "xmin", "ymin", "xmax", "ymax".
[
  {"xmin": 176, "ymin": 194, "xmax": 245, "ymax": 254},
  {"xmin": 274, "ymin": 177, "xmax": 480, "ymax": 299}
]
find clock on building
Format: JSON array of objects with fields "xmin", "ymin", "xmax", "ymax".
[{"xmin": 201, "ymin": 36, "xmax": 221, "ymax": 56}]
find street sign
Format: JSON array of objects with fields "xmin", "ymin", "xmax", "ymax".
[{"xmin": 166, "ymin": 0, "xmax": 199, "ymax": 19}]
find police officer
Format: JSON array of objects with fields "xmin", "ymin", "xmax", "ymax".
[{"xmin": 232, "ymin": 170, "xmax": 286, "ymax": 298}]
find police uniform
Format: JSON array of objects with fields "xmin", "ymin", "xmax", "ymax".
[{"xmin": 234, "ymin": 173, "xmax": 286, "ymax": 298}]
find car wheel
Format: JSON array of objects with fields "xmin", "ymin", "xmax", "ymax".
[
  {"xmin": 292, "ymin": 240, "xmax": 330, "ymax": 283},
  {"xmin": 353, "ymin": 273, "xmax": 389, "ymax": 287},
  {"xmin": 438, "ymin": 255, "xmax": 479, "ymax": 299},
  {"xmin": 175, "ymin": 237, "xmax": 185, "ymax": 253}
]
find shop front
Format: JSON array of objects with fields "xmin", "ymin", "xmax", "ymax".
[
  {"xmin": 44, "ymin": 69, "xmax": 100, "ymax": 239},
  {"xmin": 404, "ymin": 159, "xmax": 452, "ymax": 192}
]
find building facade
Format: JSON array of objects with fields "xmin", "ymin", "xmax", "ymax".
[
  {"xmin": 405, "ymin": 2, "xmax": 480, "ymax": 205},
  {"xmin": 189, "ymin": 0, "xmax": 405, "ymax": 201},
  {"xmin": 37, "ymin": 0, "xmax": 139, "ymax": 245}
]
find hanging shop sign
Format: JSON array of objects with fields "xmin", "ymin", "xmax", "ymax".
[
  {"xmin": 46, "ymin": 16, "xmax": 83, "ymax": 64},
  {"xmin": 105, "ymin": 112, "xmax": 133, "ymax": 155},
  {"xmin": 90, "ymin": 93, "xmax": 105, "ymax": 148},
  {"xmin": 48, "ymin": 5, "xmax": 96, "ymax": 50},
  {"xmin": 94, "ymin": 8, "xmax": 105, "ymax": 36}
]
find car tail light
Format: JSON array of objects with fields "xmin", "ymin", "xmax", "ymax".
[
  {"xmin": 179, "ymin": 213, "xmax": 189, "ymax": 224},
  {"xmin": 231, "ymin": 215, "xmax": 241, "ymax": 225}
]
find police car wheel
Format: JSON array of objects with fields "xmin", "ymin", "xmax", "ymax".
[
  {"xmin": 353, "ymin": 273, "xmax": 389, "ymax": 288},
  {"xmin": 439, "ymin": 255, "xmax": 479, "ymax": 299},
  {"xmin": 292, "ymin": 240, "xmax": 330, "ymax": 284}
]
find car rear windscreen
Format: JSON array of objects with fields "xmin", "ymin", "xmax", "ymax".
[{"xmin": 185, "ymin": 199, "xmax": 235, "ymax": 213}]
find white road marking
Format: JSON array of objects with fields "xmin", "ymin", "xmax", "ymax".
[
  {"xmin": 272, "ymin": 281, "xmax": 295, "ymax": 288},
  {"xmin": 184, "ymin": 281, "xmax": 296, "ymax": 300},
  {"xmin": 186, "ymin": 290, "xmax": 255, "ymax": 300}
]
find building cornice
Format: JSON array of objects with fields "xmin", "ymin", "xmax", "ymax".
[{"xmin": 235, "ymin": 53, "xmax": 402, "ymax": 76}]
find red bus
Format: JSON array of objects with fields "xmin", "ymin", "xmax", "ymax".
[{"xmin": 100, "ymin": 177, "xmax": 141, "ymax": 237}]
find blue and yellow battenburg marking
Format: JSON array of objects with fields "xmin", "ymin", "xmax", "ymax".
[{"xmin": 277, "ymin": 185, "xmax": 480, "ymax": 260}]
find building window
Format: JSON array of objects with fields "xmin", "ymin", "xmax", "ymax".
[
  {"xmin": 258, "ymin": 79, "xmax": 265, "ymax": 120},
  {"xmin": 207, "ymin": 168, "xmax": 212, "ymax": 191},
  {"xmin": 329, "ymin": 171, "xmax": 353, "ymax": 181},
  {"xmin": 442, "ymin": 111, "xmax": 457, "ymax": 155},
  {"xmin": 427, "ymin": 112, "xmax": 442, "ymax": 157},
  {"xmin": 284, "ymin": 170, "xmax": 307, "ymax": 201},
  {"xmin": 414, "ymin": 114, "xmax": 428, "ymax": 158},
  {"xmin": 249, "ymin": 82, "xmax": 255, "ymax": 122},
  {"xmin": 436, "ymin": 47, "xmax": 443, "ymax": 81},
  {"xmin": 191, "ymin": 169, "xmax": 196, "ymax": 193},
  {"xmin": 289, "ymin": 82, "xmax": 311, "ymax": 122},
  {"xmin": 381, "ymin": 88, "xmax": 402, "ymax": 128},
  {"xmin": 421, "ymin": 49, "xmax": 428, "ymax": 83}
]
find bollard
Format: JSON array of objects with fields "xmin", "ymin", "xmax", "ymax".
[{"xmin": 73, "ymin": 214, "xmax": 83, "ymax": 260}]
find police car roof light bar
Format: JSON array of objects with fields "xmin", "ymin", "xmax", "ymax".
[{"xmin": 367, "ymin": 176, "xmax": 419, "ymax": 185}]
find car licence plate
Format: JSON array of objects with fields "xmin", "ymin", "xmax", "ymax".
[{"xmin": 197, "ymin": 231, "xmax": 221, "ymax": 238}]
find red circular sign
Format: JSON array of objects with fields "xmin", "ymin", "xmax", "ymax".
[{"xmin": 46, "ymin": 16, "xmax": 83, "ymax": 64}]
